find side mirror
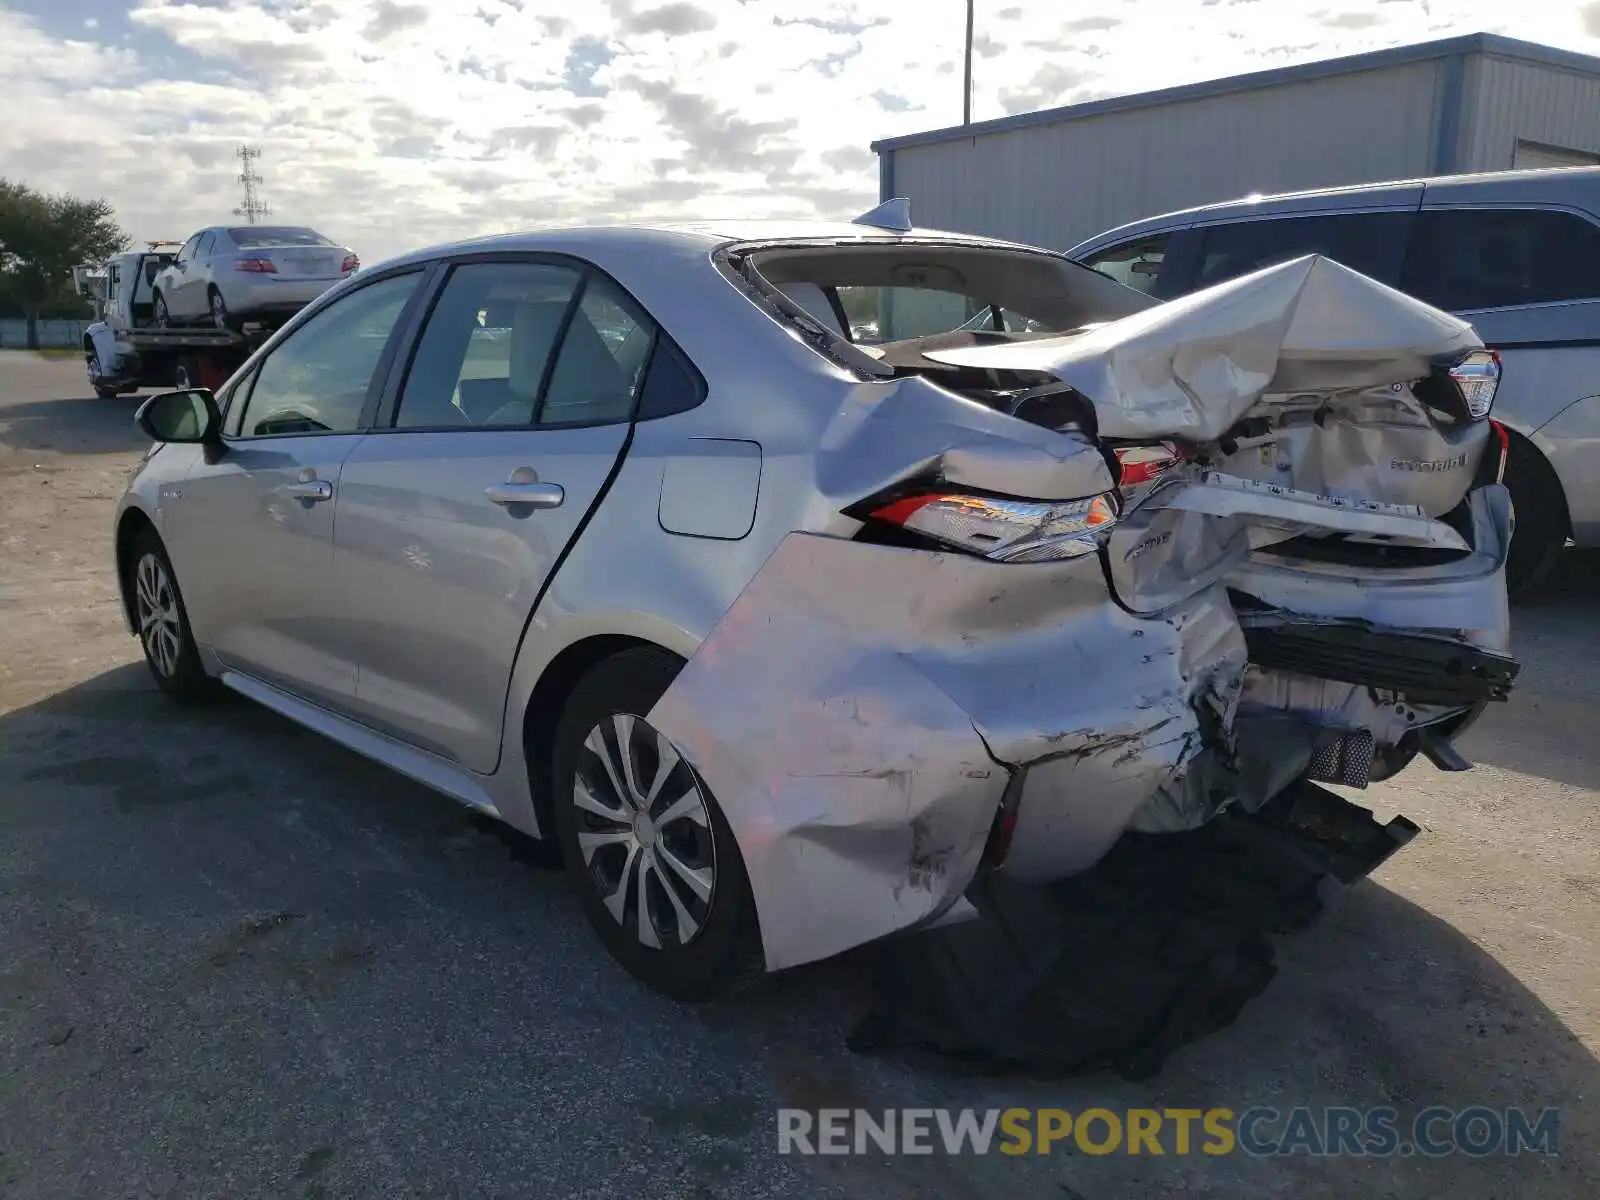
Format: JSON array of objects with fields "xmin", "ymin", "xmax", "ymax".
[{"xmin": 135, "ymin": 389, "xmax": 221, "ymax": 444}]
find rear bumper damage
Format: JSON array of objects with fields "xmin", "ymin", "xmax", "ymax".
[
  {"xmin": 652, "ymin": 254, "xmax": 1519, "ymax": 976},
  {"xmin": 650, "ymin": 487, "xmax": 1516, "ymax": 973}
]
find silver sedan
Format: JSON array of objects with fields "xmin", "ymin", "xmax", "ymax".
[
  {"xmin": 114, "ymin": 209, "xmax": 1519, "ymax": 1000},
  {"xmin": 152, "ymin": 225, "xmax": 358, "ymax": 329}
]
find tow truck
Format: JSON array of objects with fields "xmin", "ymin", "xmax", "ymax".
[{"xmin": 72, "ymin": 242, "xmax": 299, "ymax": 399}]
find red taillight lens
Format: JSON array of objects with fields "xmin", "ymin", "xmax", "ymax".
[
  {"xmin": 234, "ymin": 258, "xmax": 276, "ymax": 273},
  {"xmin": 1114, "ymin": 442, "xmax": 1187, "ymax": 490},
  {"xmin": 341, "ymin": 254, "xmax": 360, "ymax": 273},
  {"xmin": 866, "ymin": 490, "xmax": 1118, "ymax": 563}
]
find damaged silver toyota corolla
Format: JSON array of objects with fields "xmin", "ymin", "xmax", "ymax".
[{"xmin": 116, "ymin": 201, "xmax": 1518, "ymax": 1000}]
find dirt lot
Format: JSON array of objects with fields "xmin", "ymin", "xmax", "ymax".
[{"xmin": 1, "ymin": 350, "xmax": 1596, "ymax": 1199}]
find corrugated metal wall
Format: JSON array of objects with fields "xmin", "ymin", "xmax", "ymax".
[
  {"xmin": 1461, "ymin": 55, "xmax": 1600, "ymax": 171},
  {"xmin": 890, "ymin": 62, "xmax": 1445, "ymax": 250}
]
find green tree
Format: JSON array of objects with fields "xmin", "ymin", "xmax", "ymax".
[{"xmin": 0, "ymin": 179, "xmax": 128, "ymax": 349}]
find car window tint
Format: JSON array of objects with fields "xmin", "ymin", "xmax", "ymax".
[
  {"xmin": 1402, "ymin": 208, "xmax": 1600, "ymax": 311},
  {"xmin": 233, "ymin": 272, "xmax": 421, "ymax": 437},
  {"xmin": 1084, "ymin": 235, "xmax": 1171, "ymax": 296},
  {"xmin": 196, "ymin": 233, "xmax": 215, "ymax": 258},
  {"xmin": 1192, "ymin": 212, "xmax": 1410, "ymax": 290},
  {"xmin": 635, "ymin": 336, "xmax": 707, "ymax": 420},
  {"xmin": 538, "ymin": 277, "xmax": 654, "ymax": 426},
  {"xmin": 178, "ymin": 235, "xmax": 200, "ymax": 261},
  {"xmin": 395, "ymin": 261, "xmax": 585, "ymax": 429}
]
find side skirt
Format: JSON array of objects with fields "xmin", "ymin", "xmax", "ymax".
[{"xmin": 219, "ymin": 669, "xmax": 503, "ymax": 819}]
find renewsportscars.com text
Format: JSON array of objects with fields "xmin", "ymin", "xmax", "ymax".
[{"xmin": 776, "ymin": 1106, "xmax": 1561, "ymax": 1158}]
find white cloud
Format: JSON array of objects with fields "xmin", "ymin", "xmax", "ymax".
[{"xmin": 2, "ymin": 0, "xmax": 1599, "ymax": 264}]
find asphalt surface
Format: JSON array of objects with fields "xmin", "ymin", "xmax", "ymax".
[{"xmin": 1, "ymin": 350, "xmax": 1596, "ymax": 1199}]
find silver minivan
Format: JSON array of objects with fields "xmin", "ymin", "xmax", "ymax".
[{"xmin": 1067, "ymin": 166, "xmax": 1600, "ymax": 596}]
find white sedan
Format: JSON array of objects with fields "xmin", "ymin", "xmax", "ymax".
[{"xmin": 152, "ymin": 225, "xmax": 358, "ymax": 330}]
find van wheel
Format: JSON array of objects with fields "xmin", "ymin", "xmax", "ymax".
[
  {"xmin": 1502, "ymin": 433, "xmax": 1568, "ymax": 600},
  {"xmin": 551, "ymin": 647, "xmax": 764, "ymax": 1002}
]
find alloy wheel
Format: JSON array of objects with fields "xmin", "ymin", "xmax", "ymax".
[
  {"xmin": 87, "ymin": 353, "xmax": 100, "ymax": 385},
  {"xmin": 210, "ymin": 291, "xmax": 229, "ymax": 330},
  {"xmin": 135, "ymin": 553, "xmax": 183, "ymax": 679},
  {"xmin": 573, "ymin": 713, "xmax": 717, "ymax": 950}
]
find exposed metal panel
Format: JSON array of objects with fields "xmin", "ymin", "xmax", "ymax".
[
  {"xmin": 893, "ymin": 63, "xmax": 1443, "ymax": 251},
  {"xmin": 1463, "ymin": 57, "xmax": 1600, "ymax": 171}
]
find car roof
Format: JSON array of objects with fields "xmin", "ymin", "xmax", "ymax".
[
  {"xmin": 366, "ymin": 219, "xmax": 1046, "ymax": 274},
  {"xmin": 1068, "ymin": 165, "xmax": 1600, "ymax": 254}
]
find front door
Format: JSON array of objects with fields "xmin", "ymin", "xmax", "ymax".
[
  {"xmin": 332, "ymin": 259, "xmax": 655, "ymax": 772},
  {"xmin": 168, "ymin": 269, "xmax": 426, "ymax": 710}
]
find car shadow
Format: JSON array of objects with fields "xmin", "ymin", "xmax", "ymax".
[
  {"xmin": 1, "ymin": 665, "xmax": 1594, "ymax": 1198},
  {"xmin": 1469, "ymin": 548, "xmax": 1600, "ymax": 790},
  {"xmin": 0, "ymin": 396, "xmax": 152, "ymax": 457}
]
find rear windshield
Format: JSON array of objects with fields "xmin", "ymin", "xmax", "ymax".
[
  {"xmin": 740, "ymin": 242, "xmax": 1153, "ymax": 348},
  {"xmin": 229, "ymin": 226, "xmax": 336, "ymax": 248}
]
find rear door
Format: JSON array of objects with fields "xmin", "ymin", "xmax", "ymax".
[{"xmin": 331, "ymin": 256, "xmax": 655, "ymax": 772}]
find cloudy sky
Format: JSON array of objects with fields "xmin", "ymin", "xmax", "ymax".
[{"xmin": 3, "ymin": 0, "xmax": 1600, "ymax": 263}]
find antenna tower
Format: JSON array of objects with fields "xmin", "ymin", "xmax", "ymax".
[{"xmin": 233, "ymin": 144, "xmax": 272, "ymax": 224}]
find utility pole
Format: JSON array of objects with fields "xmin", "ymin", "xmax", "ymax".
[
  {"xmin": 963, "ymin": 0, "xmax": 975, "ymax": 124},
  {"xmin": 233, "ymin": 144, "xmax": 272, "ymax": 225}
]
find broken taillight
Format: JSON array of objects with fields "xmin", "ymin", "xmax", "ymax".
[
  {"xmin": 1448, "ymin": 349, "xmax": 1501, "ymax": 419},
  {"xmin": 1113, "ymin": 441, "xmax": 1187, "ymax": 491},
  {"xmin": 867, "ymin": 490, "xmax": 1119, "ymax": 563},
  {"xmin": 1488, "ymin": 419, "xmax": 1509, "ymax": 485}
]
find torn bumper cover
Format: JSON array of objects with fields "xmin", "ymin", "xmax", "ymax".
[
  {"xmin": 652, "ymin": 254, "xmax": 1518, "ymax": 975},
  {"xmin": 650, "ymin": 534, "xmax": 1248, "ymax": 973}
]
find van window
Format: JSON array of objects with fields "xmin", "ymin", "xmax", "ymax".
[
  {"xmin": 1082, "ymin": 235, "xmax": 1171, "ymax": 296},
  {"xmin": 1401, "ymin": 208, "xmax": 1600, "ymax": 311},
  {"xmin": 1192, "ymin": 212, "xmax": 1411, "ymax": 290}
]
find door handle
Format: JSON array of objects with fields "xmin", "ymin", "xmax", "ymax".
[
  {"xmin": 283, "ymin": 480, "xmax": 333, "ymax": 501},
  {"xmin": 485, "ymin": 481, "xmax": 564, "ymax": 509}
]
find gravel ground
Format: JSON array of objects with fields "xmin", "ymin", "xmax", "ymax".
[{"xmin": 1, "ymin": 350, "xmax": 1595, "ymax": 1199}]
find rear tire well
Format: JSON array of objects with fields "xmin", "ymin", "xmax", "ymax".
[
  {"xmin": 521, "ymin": 635, "xmax": 684, "ymax": 837},
  {"xmin": 1505, "ymin": 427, "xmax": 1571, "ymax": 536},
  {"xmin": 116, "ymin": 509, "xmax": 157, "ymax": 628}
]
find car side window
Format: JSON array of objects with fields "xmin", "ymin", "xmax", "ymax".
[
  {"xmin": 1083, "ymin": 234, "xmax": 1171, "ymax": 296},
  {"xmin": 230, "ymin": 271, "xmax": 422, "ymax": 438},
  {"xmin": 1192, "ymin": 212, "xmax": 1411, "ymax": 290},
  {"xmin": 1401, "ymin": 208, "xmax": 1600, "ymax": 311},
  {"xmin": 394, "ymin": 262, "xmax": 653, "ymax": 429},
  {"xmin": 177, "ymin": 234, "xmax": 200, "ymax": 263},
  {"xmin": 196, "ymin": 233, "xmax": 215, "ymax": 259},
  {"xmin": 540, "ymin": 277, "xmax": 654, "ymax": 426}
]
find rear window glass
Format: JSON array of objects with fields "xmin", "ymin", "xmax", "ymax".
[
  {"xmin": 747, "ymin": 243, "xmax": 1151, "ymax": 351},
  {"xmin": 1401, "ymin": 208, "xmax": 1600, "ymax": 311},
  {"xmin": 229, "ymin": 227, "xmax": 337, "ymax": 248}
]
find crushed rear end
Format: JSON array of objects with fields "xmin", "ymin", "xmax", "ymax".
[{"xmin": 650, "ymin": 252, "xmax": 1517, "ymax": 975}]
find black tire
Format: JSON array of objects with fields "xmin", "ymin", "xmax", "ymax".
[
  {"xmin": 551, "ymin": 647, "xmax": 764, "ymax": 1002},
  {"xmin": 1502, "ymin": 433, "xmax": 1568, "ymax": 600},
  {"xmin": 153, "ymin": 292, "xmax": 172, "ymax": 329},
  {"xmin": 208, "ymin": 287, "xmax": 233, "ymax": 332},
  {"xmin": 128, "ymin": 527, "xmax": 216, "ymax": 704},
  {"xmin": 87, "ymin": 349, "xmax": 119, "ymax": 399}
]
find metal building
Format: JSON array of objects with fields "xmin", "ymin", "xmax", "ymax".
[{"xmin": 870, "ymin": 33, "xmax": 1600, "ymax": 251}]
